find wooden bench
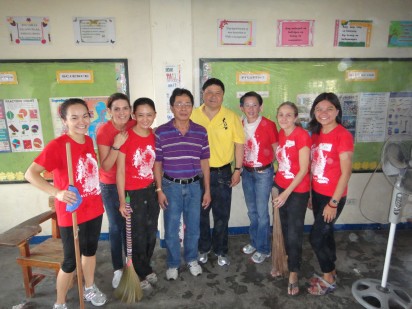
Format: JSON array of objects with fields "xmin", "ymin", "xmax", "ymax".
[{"xmin": 0, "ymin": 197, "xmax": 63, "ymax": 298}]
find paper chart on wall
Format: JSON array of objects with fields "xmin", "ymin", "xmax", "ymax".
[
  {"xmin": 1, "ymin": 99, "xmax": 44, "ymax": 152},
  {"xmin": 355, "ymin": 93, "xmax": 389, "ymax": 142}
]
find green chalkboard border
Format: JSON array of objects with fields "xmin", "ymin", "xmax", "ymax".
[
  {"xmin": 0, "ymin": 58, "xmax": 129, "ymax": 184},
  {"xmin": 199, "ymin": 58, "xmax": 412, "ymax": 173}
]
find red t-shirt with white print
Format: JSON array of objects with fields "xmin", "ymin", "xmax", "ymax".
[
  {"xmin": 34, "ymin": 134, "xmax": 104, "ymax": 227},
  {"xmin": 96, "ymin": 119, "xmax": 136, "ymax": 184},
  {"xmin": 311, "ymin": 124, "xmax": 354, "ymax": 196},
  {"xmin": 120, "ymin": 128, "xmax": 156, "ymax": 190},
  {"xmin": 242, "ymin": 116, "xmax": 278, "ymax": 167},
  {"xmin": 275, "ymin": 126, "xmax": 311, "ymax": 193}
]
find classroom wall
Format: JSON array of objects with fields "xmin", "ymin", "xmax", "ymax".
[{"xmin": 1, "ymin": 0, "xmax": 412, "ymax": 235}]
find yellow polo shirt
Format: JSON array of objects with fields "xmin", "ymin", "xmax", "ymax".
[{"xmin": 191, "ymin": 104, "xmax": 245, "ymax": 168}]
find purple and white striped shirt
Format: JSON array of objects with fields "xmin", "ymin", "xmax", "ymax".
[{"xmin": 155, "ymin": 119, "xmax": 210, "ymax": 179}]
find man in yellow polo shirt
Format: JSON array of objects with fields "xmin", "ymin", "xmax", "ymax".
[{"xmin": 191, "ymin": 78, "xmax": 245, "ymax": 266}]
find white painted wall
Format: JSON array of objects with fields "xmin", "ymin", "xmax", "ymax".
[{"xmin": 1, "ymin": 0, "xmax": 411, "ymax": 235}]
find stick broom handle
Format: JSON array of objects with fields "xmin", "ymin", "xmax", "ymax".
[{"xmin": 66, "ymin": 142, "xmax": 85, "ymax": 309}]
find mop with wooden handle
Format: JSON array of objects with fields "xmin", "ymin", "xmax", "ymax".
[
  {"xmin": 271, "ymin": 186, "xmax": 288, "ymax": 278},
  {"xmin": 114, "ymin": 197, "xmax": 143, "ymax": 303},
  {"xmin": 66, "ymin": 142, "xmax": 85, "ymax": 309}
]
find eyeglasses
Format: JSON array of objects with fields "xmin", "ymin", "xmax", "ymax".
[
  {"xmin": 243, "ymin": 104, "xmax": 259, "ymax": 108},
  {"xmin": 174, "ymin": 103, "xmax": 193, "ymax": 109}
]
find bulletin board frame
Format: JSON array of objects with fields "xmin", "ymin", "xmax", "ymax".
[
  {"xmin": 0, "ymin": 58, "xmax": 129, "ymax": 184},
  {"xmin": 199, "ymin": 58, "xmax": 412, "ymax": 173}
]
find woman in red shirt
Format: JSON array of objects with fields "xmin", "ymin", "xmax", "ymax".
[
  {"xmin": 96, "ymin": 93, "xmax": 135, "ymax": 289},
  {"xmin": 273, "ymin": 102, "xmax": 311, "ymax": 296},
  {"xmin": 307, "ymin": 93, "xmax": 354, "ymax": 296},
  {"xmin": 25, "ymin": 98, "xmax": 106, "ymax": 309},
  {"xmin": 116, "ymin": 98, "xmax": 159, "ymax": 290}
]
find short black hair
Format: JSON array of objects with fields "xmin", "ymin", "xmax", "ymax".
[
  {"xmin": 202, "ymin": 78, "xmax": 225, "ymax": 93},
  {"xmin": 239, "ymin": 91, "xmax": 263, "ymax": 106},
  {"xmin": 170, "ymin": 88, "xmax": 194, "ymax": 106}
]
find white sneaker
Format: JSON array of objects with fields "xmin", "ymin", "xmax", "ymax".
[
  {"xmin": 140, "ymin": 279, "xmax": 152, "ymax": 290},
  {"xmin": 145, "ymin": 272, "xmax": 158, "ymax": 285},
  {"xmin": 112, "ymin": 269, "xmax": 123, "ymax": 288},
  {"xmin": 53, "ymin": 304, "xmax": 68, "ymax": 309},
  {"xmin": 217, "ymin": 255, "xmax": 230, "ymax": 266},
  {"xmin": 242, "ymin": 244, "xmax": 256, "ymax": 255},
  {"xmin": 166, "ymin": 268, "xmax": 178, "ymax": 280},
  {"xmin": 83, "ymin": 284, "xmax": 107, "ymax": 306},
  {"xmin": 188, "ymin": 261, "xmax": 202, "ymax": 276},
  {"xmin": 198, "ymin": 251, "xmax": 210, "ymax": 264},
  {"xmin": 251, "ymin": 251, "xmax": 271, "ymax": 264}
]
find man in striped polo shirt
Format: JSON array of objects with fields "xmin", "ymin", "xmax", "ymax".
[{"xmin": 154, "ymin": 88, "xmax": 211, "ymax": 281}]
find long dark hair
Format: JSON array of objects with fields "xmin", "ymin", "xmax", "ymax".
[{"xmin": 308, "ymin": 92, "xmax": 342, "ymax": 134}]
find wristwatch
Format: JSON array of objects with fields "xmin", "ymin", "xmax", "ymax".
[
  {"xmin": 111, "ymin": 146, "xmax": 120, "ymax": 150},
  {"xmin": 234, "ymin": 167, "xmax": 242, "ymax": 172},
  {"xmin": 331, "ymin": 199, "xmax": 339, "ymax": 205}
]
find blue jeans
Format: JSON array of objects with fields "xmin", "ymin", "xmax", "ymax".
[
  {"xmin": 199, "ymin": 165, "xmax": 232, "ymax": 256},
  {"xmin": 275, "ymin": 184, "xmax": 308, "ymax": 272},
  {"xmin": 163, "ymin": 178, "xmax": 202, "ymax": 268},
  {"xmin": 310, "ymin": 190, "xmax": 346, "ymax": 273},
  {"xmin": 242, "ymin": 167, "xmax": 274, "ymax": 255},
  {"xmin": 100, "ymin": 182, "xmax": 125, "ymax": 271}
]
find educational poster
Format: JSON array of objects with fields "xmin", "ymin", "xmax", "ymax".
[
  {"xmin": 387, "ymin": 92, "xmax": 412, "ymax": 137},
  {"xmin": 49, "ymin": 96, "xmax": 109, "ymax": 147},
  {"xmin": 0, "ymin": 101, "xmax": 11, "ymax": 152},
  {"xmin": 165, "ymin": 64, "xmax": 183, "ymax": 120},
  {"xmin": 355, "ymin": 93, "xmax": 389, "ymax": 142},
  {"xmin": 296, "ymin": 93, "xmax": 317, "ymax": 129},
  {"xmin": 2, "ymin": 99, "xmax": 44, "ymax": 153},
  {"xmin": 340, "ymin": 93, "xmax": 359, "ymax": 140},
  {"xmin": 7, "ymin": 16, "xmax": 51, "ymax": 45},
  {"xmin": 277, "ymin": 20, "xmax": 314, "ymax": 47},
  {"xmin": 334, "ymin": 20, "xmax": 373, "ymax": 47},
  {"xmin": 73, "ymin": 17, "xmax": 116, "ymax": 45},
  {"xmin": 218, "ymin": 19, "xmax": 255, "ymax": 46},
  {"xmin": 388, "ymin": 21, "xmax": 412, "ymax": 47}
]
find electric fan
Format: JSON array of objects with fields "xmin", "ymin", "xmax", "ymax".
[{"xmin": 352, "ymin": 134, "xmax": 412, "ymax": 309}]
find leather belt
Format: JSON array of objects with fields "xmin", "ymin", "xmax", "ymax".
[
  {"xmin": 243, "ymin": 163, "xmax": 272, "ymax": 172},
  {"xmin": 210, "ymin": 163, "xmax": 231, "ymax": 171},
  {"xmin": 163, "ymin": 173, "xmax": 200, "ymax": 184}
]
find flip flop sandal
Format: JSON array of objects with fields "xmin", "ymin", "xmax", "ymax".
[
  {"xmin": 308, "ymin": 273, "xmax": 338, "ymax": 285},
  {"xmin": 307, "ymin": 276, "xmax": 336, "ymax": 296},
  {"xmin": 288, "ymin": 281, "xmax": 299, "ymax": 296},
  {"xmin": 270, "ymin": 269, "xmax": 284, "ymax": 279}
]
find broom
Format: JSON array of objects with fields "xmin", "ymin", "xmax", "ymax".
[
  {"xmin": 66, "ymin": 142, "xmax": 85, "ymax": 309},
  {"xmin": 114, "ymin": 197, "xmax": 143, "ymax": 303},
  {"xmin": 271, "ymin": 186, "xmax": 288, "ymax": 278}
]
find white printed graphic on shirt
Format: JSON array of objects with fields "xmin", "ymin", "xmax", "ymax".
[
  {"xmin": 244, "ymin": 137, "xmax": 260, "ymax": 166},
  {"xmin": 132, "ymin": 145, "xmax": 155, "ymax": 179},
  {"xmin": 311, "ymin": 143, "xmax": 332, "ymax": 184},
  {"xmin": 276, "ymin": 139, "xmax": 295, "ymax": 179},
  {"xmin": 76, "ymin": 153, "xmax": 101, "ymax": 196}
]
